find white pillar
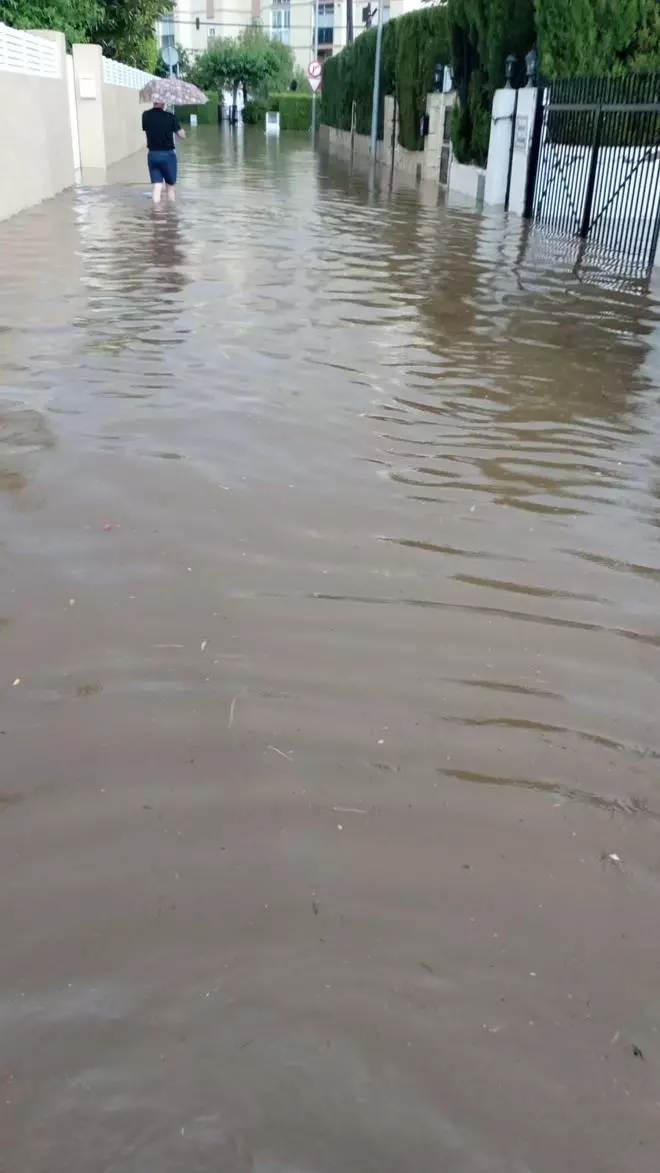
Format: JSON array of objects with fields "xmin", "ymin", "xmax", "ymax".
[
  {"xmin": 484, "ymin": 88, "xmax": 516, "ymax": 207},
  {"xmin": 507, "ymin": 87, "xmax": 540, "ymax": 216}
]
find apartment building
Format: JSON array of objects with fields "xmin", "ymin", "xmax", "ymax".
[
  {"xmin": 158, "ymin": 0, "xmax": 259, "ymax": 57},
  {"xmin": 159, "ymin": 0, "xmax": 430, "ymax": 77}
]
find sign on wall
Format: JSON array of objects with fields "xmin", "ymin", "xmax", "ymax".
[{"xmin": 514, "ymin": 115, "xmax": 529, "ymax": 151}]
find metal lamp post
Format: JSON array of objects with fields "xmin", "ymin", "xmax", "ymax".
[
  {"xmin": 369, "ymin": 6, "xmax": 384, "ymax": 160},
  {"xmin": 311, "ymin": 0, "xmax": 319, "ymax": 146}
]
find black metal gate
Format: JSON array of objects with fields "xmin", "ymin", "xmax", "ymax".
[{"xmin": 528, "ymin": 74, "xmax": 660, "ymax": 272}]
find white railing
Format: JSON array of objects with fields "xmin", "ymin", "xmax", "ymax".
[
  {"xmin": 102, "ymin": 56, "xmax": 155, "ymax": 90},
  {"xmin": 0, "ymin": 22, "xmax": 60, "ymax": 78}
]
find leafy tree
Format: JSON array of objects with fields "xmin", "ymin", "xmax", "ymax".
[
  {"xmin": 0, "ymin": 0, "xmax": 101, "ymax": 44},
  {"xmin": 1, "ymin": 0, "xmax": 173, "ymax": 68},
  {"xmin": 191, "ymin": 39, "xmax": 238, "ymax": 94},
  {"xmin": 95, "ymin": 0, "xmax": 173, "ymax": 70},
  {"xmin": 192, "ymin": 27, "xmax": 295, "ymax": 114},
  {"xmin": 237, "ymin": 22, "xmax": 295, "ymax": 96}
]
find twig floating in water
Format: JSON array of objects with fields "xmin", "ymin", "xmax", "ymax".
[{"xmin": 269, "ymin": 745, "xmax": 292, "ymax": 760}]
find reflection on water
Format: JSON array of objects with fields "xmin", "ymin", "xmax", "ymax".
[
  {"xmin": 1, "ymin": 126, "xmax": 660, "ymax": 1173},
  {"xmin": 0, "ymin": 125, "xmax": 659, "ymax": 801}
]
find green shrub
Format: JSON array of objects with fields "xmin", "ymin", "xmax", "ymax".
[
  {"xmin": 269, "ymin": 92, "xmax": 320, "ymax": 131},
  {"xmin": 395, "ymin": 8, "xmax": 452, "ymax": 149},
  {"xmin": 178, "ymin": 91, "xmax": 218, "ymax": 124},
  {"xmin": 321, "ymin": 5, "xmax": 449, "ymax": 151},
  {"xmin": 242, "ymin": 98, "xmax": 269, "ymax": 124}
]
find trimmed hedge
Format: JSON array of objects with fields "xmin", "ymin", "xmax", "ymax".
[
  {"xmin": 449, "ymin": 0, "xmax": 535, "ymax": 165},
  {"xmin": 268, "ymin": 92, "xmax": 320, "ymax": 131},
  {"xmin": 242, "ymin": 98, "xmax": 269, "ymax": 124},
  {"xmin": 178, "ymin": 91, "xmax": 218, "ymax": 124},
  {"xmin": 449, "ymin": 0, "xmax": 660, "ymax": 166},
  {"xmin": 536, "ymin": 0, "xmax": 660, "ymax": 78},
  {"xmin": 322, "ymin": 6, "xmax": 450, "ymax": 152}
]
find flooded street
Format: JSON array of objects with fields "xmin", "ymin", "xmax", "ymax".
[{"xmin": 2, "ymin": 126, "xmax": 660, "ymax": 1172}]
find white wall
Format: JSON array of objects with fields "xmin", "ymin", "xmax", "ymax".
[
  {"xmin": 449, "ymin": 161, "xmax": 486, "ymax": 203},
  {"xmin": 0, "ymin": 26, "xmax": 74, "ymax": 222}
]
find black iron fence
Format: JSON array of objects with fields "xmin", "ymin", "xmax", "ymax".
[{"xmin": 528, "ymin": 73, "xmax": 660, "ymax": 273}]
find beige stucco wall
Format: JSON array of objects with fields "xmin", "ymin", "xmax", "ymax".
[
  {"xmin": 0, "ymin": 32, "xmax": 74, "ymax": 223},
  {"xmin": 73, "ymin": 43, "xmax": 148, "ymax": 171},
  {"xmin": 321, "ymin": 91, "xmax": 456, "ymax": 191},
  {"xmin": 320, "ymin": 109, "xmax": 424, "ymax": 183},
  {"xmin": 103, "ymin": 82, "xmax": 150, "ymax": 168}
]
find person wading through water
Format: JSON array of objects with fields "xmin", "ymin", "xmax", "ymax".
[{"xmin": 141, "ymin": 100, "xmax": 186, "ymax": 205}]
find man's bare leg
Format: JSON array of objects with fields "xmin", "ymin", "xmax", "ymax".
[
  {"xmin": 152, "ymin": 182, "xmax": 163, "ymax": 205},
  {"xmin": 166, "ymin": 184, "xmax": 176, "ymax": 204}
]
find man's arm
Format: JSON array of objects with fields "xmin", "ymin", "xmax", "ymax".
[
  {"xmin": 141, "ymin": 110, "xmax": 147, "ymax": 130},
  {"xmin": 174, "ymin": 116, "xmax": 185, "ymax": 140}
]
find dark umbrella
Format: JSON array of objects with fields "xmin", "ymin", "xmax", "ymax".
[{"xmin": 139, "ymin": 78, "xmax": 208, "ymax": 106}]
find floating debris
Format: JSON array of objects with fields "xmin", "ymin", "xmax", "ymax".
[{"xmin": 269, "ymin": 745, "xmax": 292, "ymax": 760}]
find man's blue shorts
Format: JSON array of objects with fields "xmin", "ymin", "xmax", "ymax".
[{"xmin": 147, "ymin": 149, "xmax": 177, "ymax": 186}]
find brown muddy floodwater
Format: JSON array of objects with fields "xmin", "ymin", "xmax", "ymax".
[{"xmin": 1, "ymin": 127, "xmax": 660, "ymax": 1173}]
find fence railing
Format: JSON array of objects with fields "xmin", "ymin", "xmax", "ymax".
[
  {"xmin": 0, "ymin": 22, "xmax": 60, "ymax": 78},
  {"xmin": 102, "ymin": 56, "xmax": 155, "ymax": 90}
]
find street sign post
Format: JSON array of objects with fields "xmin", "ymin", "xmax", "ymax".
[
  {"xmin": 310, "ymin": 0, "xmax": 320, "ymax": 146},
  {"xmin": 161, "ymin": 44, "xmax": 179, "ymax": 77},
  {"xmin": 308, "ymin": 60, "xmax": 322, "ymax": 93}
]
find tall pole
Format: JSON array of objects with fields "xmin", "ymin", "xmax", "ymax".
[
  {"xmin": 311, "ymin": 0, "xmax": 319, "ymax": 146},
  {"xmin": 347, "ymin": 0, "xmax": 354, "ymax": 45},
  {"xmin": 369, "ymin": 7, "xmax": 384, "ymax": 161}
]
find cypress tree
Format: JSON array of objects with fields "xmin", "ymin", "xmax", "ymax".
[{"xmin": 536, "ymin": 0, "xmax": 653, "ymax": 78}]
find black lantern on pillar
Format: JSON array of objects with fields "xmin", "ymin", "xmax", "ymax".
[
  {"xmin": 504, "ymin": 54, "xmax": 516, "ymax": 88},
  {"xmin": 525, "ymin": 48, "xmax": 537, "ymax": 88},
  {"xmin": 433, "ymin": 63, "xmax": 443, "ymax": 93}
]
